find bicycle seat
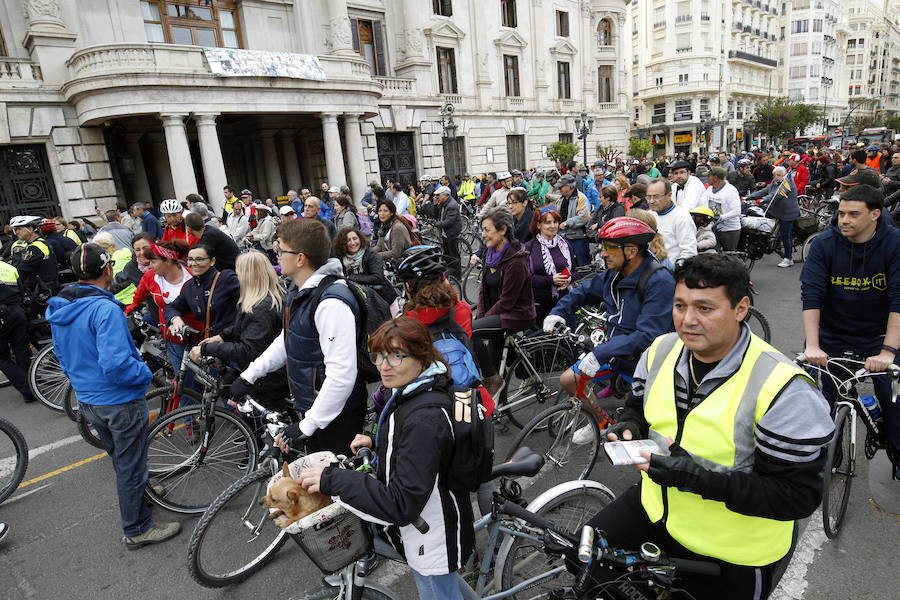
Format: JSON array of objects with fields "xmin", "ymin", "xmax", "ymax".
[{"xmin": 492, "ymin": 447, "xmax": 545, "ymax": 479}]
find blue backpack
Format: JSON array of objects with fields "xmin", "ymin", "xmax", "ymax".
[{"xmin": 428, "ymin": 307, "xmax": 482, "ymax": 387}]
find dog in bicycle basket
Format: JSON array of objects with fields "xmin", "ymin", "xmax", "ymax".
[
  {"xmin": 263, "ymin": 461, "xmax": 333, "ymax": 528},
  {"xmin": 266, "ymin": 451, "xmax": 374, "ymax": 574}
]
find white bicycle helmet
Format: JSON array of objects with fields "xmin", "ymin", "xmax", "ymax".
[
  {"xmin": 159, "ymin": 198, "xmax": 182, "ymax": 214},
  {"xmin": 9, "ymin": 215, "xmax": 42, "ymax": 228}
]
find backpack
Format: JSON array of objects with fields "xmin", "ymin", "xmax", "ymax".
[
  {"xmin": 427, "ymin": 307, "xmax": 482, "ymax": 388},
  {"xmin": 419, "ymin": 387, "xmax": 494, "ymax": 493},
  {"xmin": 309, "ymin": 274, "xmax": 392, "ymax": 383},
  {"xmin": 636, "ymin": 260, "xmax": 665, "ymax": 302},
  {"xmin": 356, "ymin": 211, "xmax": 374, "ymax": 237}
]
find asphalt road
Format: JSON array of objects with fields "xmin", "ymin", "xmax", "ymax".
[{"xmin": 1, "ymin": 252, "xmax": 897, "ymax": 600}]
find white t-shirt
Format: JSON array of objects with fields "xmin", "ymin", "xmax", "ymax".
[
  {"xmin": 704, "ymin": 181, "xmax": 742, "ymax": 232},
  {"xmin": 156, "ymin": 266, "xmax": 191, "ymax": 305},
  {"xmin": 655, "ymin": 202, "xmax": 698, "ymax": 263}
]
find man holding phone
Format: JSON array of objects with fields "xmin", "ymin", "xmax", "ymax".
[{"xmin": 585, "ymin": 254, "xmax": 833, "ymax": 599}]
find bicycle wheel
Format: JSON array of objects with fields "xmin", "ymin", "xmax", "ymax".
[
  {"xmin": 290, "ymin": 584, "xmax": 395, "ymax": 600},
  {"xmin": 743, "ymin": 306, "xmax": 771, "ymax": 343},
  {"xmin": 800, "ymin": 231, "xmax": 821, "ymax": 263},
  {"xmin": 63, "ymin": 382, "xmax": 78, "ymax": 422},
  {"xmin": 506, "ymin": 401, "xmax": 601, "ymax": 495},
  {"xmin": 461, "ymin": 261, "xmax": 482, "ymax": 309},
  {"xmin": 500, "ymin": 341, "xmax": 575, "ymax": 429},
  {"xmin": 500, "ymin": 484, "xmax": 616, "ymax": 599},
  {"xmin": 187, "ymin": 465, "xmax": 289, "ymax": 588},
  {"xmin": 822, "ymin": 405, "xmax": 853, "ymax": 539},
  {"xmin": 0, "ymin": 418, "xmax": 28, "ymax": 504},
  {"xmin": 146, "ymin": 402, "xmax": 258, "ymax": 514},
  {"xmin": 28, "ymin": 345, "xmax": 69, "ymax": 412},
  {"xmin": 77, "ymin": 410, "xmax": 105, "ymax": 449}
]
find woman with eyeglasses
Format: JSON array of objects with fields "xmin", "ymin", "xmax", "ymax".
[
  {"xmin": 298, "ymin": 317, "xmax": 474, "ymax": 600},
  {"xmin": 589, "ymin": 185, "xmax": 627, "ymax": 236},
  {"xmin": 333, "ymin": 227, "xmax": 397, "ymax": 306},
  {"xmin": 524, "ymin": 206, "xmax": 574, "ymax": 325},
  {"xmin": 506, "ymin": 187, "xmax": 534, "ymax": 244}
]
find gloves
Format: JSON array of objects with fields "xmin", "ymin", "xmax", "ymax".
[
  {"xmin": 278, "ymin": 423, "xmax": 309, "ymax": 448},
  {"xmin": 543, "ymin": 314, "xmax": 565, "ymax": 334},
  {"xmin": 605, "ymin": 420, "xmax": 641, "ymax": 442},
  {"xmin": 229, "ymin": 377, "xmax": 252, "ymax": 401},
  {"xmin": 578, "ymin": 352, "xmax": 602, "ymax": 378},
  {"xmin": 371, "ymin": 384, "xmax": 390, "ymax": 412},
  {"xmin": 646, "ymin": 442, "xmax": 726, "ymax": 500}
]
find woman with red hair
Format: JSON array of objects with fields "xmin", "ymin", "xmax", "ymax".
[{"xmin": 523, "ymin": 206, "xmax": 574, "ymax": 325}]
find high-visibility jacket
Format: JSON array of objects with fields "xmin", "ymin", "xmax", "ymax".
[
  {"xmin": 639, "ymin": 332, "xmax": 813, "ymax": 566},
  {"xmin": 459, "ymin": 179, "xmax": 476, "ymax": 201},
  {"xmin": 0, "ymin": 260, "xmax": 21, "ymax": 305},
  {"xmin": 64, "ymin": 229, "xmax": 83, "ymax": 246},
  {"xmin": 111, "ymin": 247, "xmax": 135, "ymax": 305}
]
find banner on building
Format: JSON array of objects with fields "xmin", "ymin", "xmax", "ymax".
[
  {"xmin": 652, "ymin": 134, "xmax": 666, "ymax": 146},
  {"xmin": 204, "ymin": 48, "xmax": 327, "ymax": 81},
  {"xmin": 673, "ymin": 133, "xmax": 693, "ymax": 144}
]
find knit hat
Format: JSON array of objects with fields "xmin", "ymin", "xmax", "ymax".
[{"xmin": 70, "ymin": 243, "xmax": 111, "ymax": 280}]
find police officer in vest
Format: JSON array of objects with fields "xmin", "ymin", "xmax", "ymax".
[
  {"xmin": 8, "ymin": 215, "xmax": 59, "ymax": 301},
  {"xmin": 582, "ymin": 254, "xmax": 833, "ymax": 599},
  {"xmin": 0, "ymin": 260, "xmax": 35, "ymax": 403}
]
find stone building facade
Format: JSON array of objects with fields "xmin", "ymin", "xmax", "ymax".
[{"xmin": 0, "ymin": 0, "xmax": 629, "ymax": 220}]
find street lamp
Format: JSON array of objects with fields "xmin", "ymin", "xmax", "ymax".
[
  {"xmin": 440, "ymin": 103, "xmax": 457, "ymax": 140},
  {"xmin": 574, "ymin": 111, "xmax": 594, "ymax": 166},
  {"xmin": 821, "ymin": 76, "xmax": 833, "ymax": 136}
]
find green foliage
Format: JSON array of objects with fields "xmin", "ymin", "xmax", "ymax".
[
  {"xmin": 546, "ymin": 141, "xmax": 579, "ymax": 165},
  {"xmin": 628, "ymin": 137, "xmax": 653, "ymax": 158},
  {"xmin": 747, "ymin": 98, "xmax": 825, "ymax": 144},
  {"xmin": 886, "ymin": 115, "xmax": 900, "ymax": 132}
]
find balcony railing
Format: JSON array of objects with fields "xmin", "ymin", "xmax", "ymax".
[
  {"xmin": 598, "ymin": 45, "xmax": 616, "ymax": 55},
  {"xmin": 676, "ymin": 15, "xmax": 692, "ymax": 23},
  {"xmin": 733, "ymin": 22, "xmax": 743, "ymax": 30},
  {"xmin": 728, "ymin": 49, "xmax": 777, "ymax": 68},
  {"xmin": 701, "ymin": 13, "xmax": 710, "ymax": 22},
  {"xmin": 0, "ymin": 58, "xmax": 42, "ymax": 81},
  {"xmin": 375, "ymin": 76, "xmax": 415, "ymax": 96},
  {"xmin": 654, "ymin": 20, "xmax": 666, "ymax": 29},
  {"xmin": 651, "ymin": 114, "xmax": 666, "ymax": 124},
  {"xmin": 676, "ymin": 46, "xmax": 693, "ymax": 53}
]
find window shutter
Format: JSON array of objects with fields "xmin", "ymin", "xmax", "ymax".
[
  {"xmin": 373, "ymin": 21, "xmax": 386, "ymax": 75},
  {"xmin": 350, "ymin": 18, "xmax": 360, "ymax": 53}
]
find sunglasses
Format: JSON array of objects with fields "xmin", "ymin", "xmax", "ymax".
[{"xmin": 539, "ymin": 205, "xmax": 558, "ymax": 215}]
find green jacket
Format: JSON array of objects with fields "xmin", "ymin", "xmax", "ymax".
[{"xmin": 528, "ymin": 178, "xmax": 549, "ymax": 201}]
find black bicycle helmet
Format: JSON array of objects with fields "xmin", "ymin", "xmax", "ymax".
[{"xmin": 395, "ymin": 245, "xmax": 445, "ymax": 281}]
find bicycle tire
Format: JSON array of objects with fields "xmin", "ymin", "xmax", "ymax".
[
  {"xmin": 800, "ymin": 231, "xmax": 821, "ymax": 263},
  {"xmin": 28, "ymin": 344, "xmax": 69, "ymax": 412},
  {"xmin": 289, "ymin": 584, "xmax": 396, "ymax": 600},
  {"xmin": 461, "ymin": 261, "xmax": 482, "ymax": 308},
  {"xmin": 499, "ymin": 485, "xmax": 616, "ymax": 599},
  {"xmin": 187, "ymin": 466, "xmax": 289, "ymax": 588},
  {"xmin": 63, "ymin": 382, "xmax": 78, "ymax": 422},
  {"xmin": 500, "ymin": 340, "xmax": 575, "ymax": 429},
  {"xmin": 146, "ymin": 402, "xmax": 258, "ymax": 514},
  {"xmin": 743, "ymin": 306, "xmax": 771, "ymax": 343},
  {"xmin": 76, "ymin": 410, "xmax": 105, "ymax": 449},
  {"xmin": 505, "ymin": 400, "xmax": 601, "ymax": 495},
  {"xmin": 0, "ymin": 417, "xmax": 29, "ymax": 504},
  {"xmin": 822, "ymin": 405, "xmax": 853, "ymax": 539}
]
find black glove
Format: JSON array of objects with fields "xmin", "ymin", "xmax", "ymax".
[
  {"xmin": 278, "ymin": 423, "xmax": 309, "ymax": 447},
  {"xmin": 605, "ymin": 420, "xmax": 641, "ymax": 442},
  {"xmin": 646, "ymin": 442, "xmax": 727, "ymax": 501},
  {"xmin": 229, "ymin": 377, "xmax": 252, "ymax": 401}
]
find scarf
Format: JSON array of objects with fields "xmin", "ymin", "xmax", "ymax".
[
  {"xmin": 342, "ymin": 248, "xmax": 366, "ymax": 273},
  {"xmin": 535, "ymin": 235, "xmax": 572, "ymax": 298},
  {"xmin": 484, "ymin": 241, "xmax": 510, "ymax": 269},
  {"xmin": 150, "ymin": 242, "xmax": 179, "ymax": 261},
  {"xmin": 137, "ymin": 260, "xmax": 151, "ymax": 274}
]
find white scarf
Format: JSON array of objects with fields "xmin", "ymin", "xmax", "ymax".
[{"xmin": 536, "ymin": 234, "xmax": 573, "ymax": 287}]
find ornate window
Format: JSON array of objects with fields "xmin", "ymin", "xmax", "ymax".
[
  {"xmin": 141, "ymin": 1, "xmax": 240, "ymax": 48},
  {"xmin": 501, "ymin": 0, "xmax": 517, "ymax": 28},
  {"xmin": 557, "ymin": 61, "xmax": 571, "ymax": 99},
  {"xmin": 504, "ymin": 54, "xmax": 520, "ymax": 96},
  {"xmin": 598, "ymin": 66, "xmax": 613, "ymax": 102},
  {"xmin": 597, "ymin": 19, "xmax": 612, "ymax": 46},
  {"xmin": 433, "ymin": 0, "xmax": 452, "ymax": 17},
  {"xmin": 437, "ymin": 47, "xmax": 458, "ymax": 94},
  {"xmin": 350, "ymin": 18, "xmax": 387, "ymax": 76},
  {"xmin": 556, "ymin": 11, "xmax": 569, "ymax": 37}
]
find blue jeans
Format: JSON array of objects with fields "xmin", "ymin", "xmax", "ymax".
[
  {"xmin": 779, "ymin": 220, "xmax": 794, "ymax": 259},
  {"xmin": 166, "ymin": 339, "xmax": 197, "ymax": 401},
  {"xmin": 80, "ymin": 400, "xmax": 154, "ymax": 537},
  {"xmin": 411, "ymin": 570, "xmax": 463, "ymax": 600},
  {"xmin": 567, "ymin": 238, "xmax": 591, "ymax": 270}
]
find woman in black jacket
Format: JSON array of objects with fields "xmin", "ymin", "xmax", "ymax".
[
  {"xmin": 190, "ymin": 251, "xmax": 289, "ymax": 409},
  {"xmin": 333, "ymin": 227, "xmax": 397, "ymax": 305},
  {"xmin": 588, "ymin": 185, "xmax": 627, "ymax": 237},
  {"xmin": 165, "ymin": 244, "xmax": 240, "ymax": 340}
]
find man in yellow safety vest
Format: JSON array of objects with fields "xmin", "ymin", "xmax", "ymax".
[{"xmin": 583, "ymin": 253, "xmax": 834, "ymax": 599}]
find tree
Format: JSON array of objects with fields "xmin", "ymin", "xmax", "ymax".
[
  {"xmin": 747, "ymin": 97, "xmax": 825, "ymax": 145},
  {"xmin": 596, "ymin": 144, "xmax": 622, "ymax": 165},
  {"xmin": 628, "ymin": 137, "xmax": 653, "ymax": 159},
  {"xmin": 887, "ymin": 115, "xmax": 900, "ymax": 132},
  {"xmin": 546, "ymin": 141, "xmax": 579, "ymax": 166}
]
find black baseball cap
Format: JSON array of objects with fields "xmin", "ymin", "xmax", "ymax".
[
  {"xmin": 669, "ymin": 160, "xmax": 691, "ymax": 171},
  {"xmin": 70, "ymin": 243, "xmax": 111, "ymax": 280},
  {"xmin": 836, "ymin": 168, "xmax": 882, "ymax": 188}
]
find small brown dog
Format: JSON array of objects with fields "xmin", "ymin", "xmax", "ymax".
[{"xmin": 263, "ymin": 462, "xmax": 333, "ymax": 528}]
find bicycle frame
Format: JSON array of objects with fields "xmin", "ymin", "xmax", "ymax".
[{"xmin": 493, "ymin": 333, "xmax": 567, "ymax": 415}]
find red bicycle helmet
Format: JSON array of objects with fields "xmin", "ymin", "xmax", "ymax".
[
  {"xmin": 39, "ymin": 218, "xmax": 57, "ymax": 234},
  {"xmin": 596, "ymin": 217, "xmax": 657, "ymax": 246}
]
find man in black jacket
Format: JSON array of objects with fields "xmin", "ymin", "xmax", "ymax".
[
  {"xmin": 184, "ymin": 213, "xmax": 240, "ymax": 271},
  {"xmin": 432, "ymin": 185, "xmax": 462, "ymax": 279}
]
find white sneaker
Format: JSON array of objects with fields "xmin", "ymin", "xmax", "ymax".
[
  {"xmin": 572, "ymin": 424, "xmax": 596, "ymax": 445},
  {"xmin": 776, "ymin": 258, "xmax": 794, "ymax": 268}
]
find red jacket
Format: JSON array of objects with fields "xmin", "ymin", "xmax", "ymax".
[
  {"xmin": 161, "ymin": 222, "xmax": 200, "ymax": 247},
  {"xmin": 125, "ymin": 267, "xmax": 203, "ymax": 342},
  {"xmin": 791, "ymin": 163, "xmax": 809, "ymax": 194},
  {"xmin": 405, "ymin": 301, "xmax": 473, "ymax": 337}
]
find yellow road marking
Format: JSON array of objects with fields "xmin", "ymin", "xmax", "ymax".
[{"xmin": 19, "ymin": 451, "xmax": 107, "ymax": 488}]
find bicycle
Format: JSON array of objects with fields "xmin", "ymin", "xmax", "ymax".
[
  {"xmin": 290, "ymin": 447, "xmax": 615, "ymax": 600},
  {"xmin": 0, "ymin": 417, "xmax": 28, "ymax": 504},
  {"xmin": 795, "ymin": 353, "xmax": 900, "ymax": 538}
]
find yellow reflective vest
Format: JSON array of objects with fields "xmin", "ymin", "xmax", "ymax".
[
  {"xmin": 459, "ymin": 179, "xmax": 476, "ymax": 201},
  {"xmin": 111, "ymin": 248, "xmax": 135, "ymax": 305},
  {"xmin": 0, "ymin": 260, "xmax": 19, "ymax": 285},
  {"xmin": 639, "ymin": 332, "xmax": 813, "ymax": 567},
  {"xmin": 64, "ymin": 229, "xmax": 82, "ymax": 246}
]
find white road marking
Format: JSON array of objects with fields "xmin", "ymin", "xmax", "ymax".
[
  {"xmin": 2, "ymin": 483, "xmax": 51, "ymax": 505},
  {"xmin": 770, "ymin": 510, "xmax": 828, "ymax": 600},
  {"xmin": 0, "ymin": 434, "xmax": 83, "ymax": 478}
]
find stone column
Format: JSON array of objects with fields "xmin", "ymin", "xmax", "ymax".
[
  {"xmin": 325, "ymin": 0, "xmax": 355, "ymax": 56},
  {"xmin": 159, "ymin": 113, "xmax": 198, "ymax": 201},
  {"xmin": 280, "ymin": 131, "xmax": 303, "ymax": 191},
  {"xmin": 23, "ymin": 0, "xmax": 77, "ymax": 84},
  {"xmin": 343, "ymin": 115, "xmax": 366, "ymax": 205},
  {"xmin": 252, "ymin": 135, "xmax": 267, "ymax": 199},
  {"xmin": 194, "ymin": 113, "xmax": 228, "ymax": 216},
  {"xmin": 260, "ymin": 131, "xmax": 283, "ymax": 200},
  {"xmin": 146, "ymin": 131, "xmax": 175, "ymax": 201},
  {"xmin": 321, "ymin": 113, "xmax": 347, "ymax": 187},
  {"xmin": 123, "ymin": 132, "xmax": 153, "ymax": 207}
]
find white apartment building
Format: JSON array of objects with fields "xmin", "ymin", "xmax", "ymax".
[
  {"xmin": 628, "ymin": 0, "xmax": 784, "ymax": 157},
  {"xmin": 0, "ymin": 0, "xmax": 629, "ymax": 222},
  {"xmin": 841, "ymin": 0, "xmax": 900, "ymax": 124}
]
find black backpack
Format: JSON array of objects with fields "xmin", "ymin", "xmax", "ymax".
[{"xmin": 308, "ymin": 274, "xmax": 392, "ymax": 383}]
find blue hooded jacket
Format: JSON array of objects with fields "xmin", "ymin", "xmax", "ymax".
[
  {"xmin": 46, "ymin": 284, "xmax": 152, "ymax": 406},
  {"xmin": 549, "ymin": 258, "xmax": 675, "ymax": 375},
  {"xmin": 800, "ymin": 214, "xmax": 900, "ymax": 352}
]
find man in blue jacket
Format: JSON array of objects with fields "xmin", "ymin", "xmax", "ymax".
[
  {"xmin": 46, "ymin": 244, "xmax": 181, "ymax": 548},
  {"xmin": 131, "ymin": 202, "xmax": 163, "ymax": 240},
  {"xmin": 800, "ymin": 184, "xmax": 900, "ymax": 480},
  {"xmin": 543, "ymin": 217, "xmax": 675, "ymax": 414}
]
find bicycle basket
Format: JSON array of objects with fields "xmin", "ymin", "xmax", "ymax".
[
  {"xmin": 268, "ymin": 451, "xmax": 374, "ymax": 574},
  {"xmin": 794, "ymin": 214, "xmax": 818, "ymax": 240}
]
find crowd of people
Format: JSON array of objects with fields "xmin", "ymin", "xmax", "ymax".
[{"xmin": 1, "ymin": 135, "xmax": 898, "ymax": 599}]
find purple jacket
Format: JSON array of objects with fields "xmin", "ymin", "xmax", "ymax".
[
  {"xmin": 524, "ymin": 236, "xmax": 574, "ymax": 307},
  {"xmin": 477, "ymin": 238, "xmax": 536, "ymax": 330}
]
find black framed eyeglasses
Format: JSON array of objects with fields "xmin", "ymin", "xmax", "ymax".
[
  {"xmin": 368, "ymin": 352, "xmax": 410, "ymax": 367},
  {"xmin": 273, "ymin": 240, "xmax": 300, "ymax": 257}
]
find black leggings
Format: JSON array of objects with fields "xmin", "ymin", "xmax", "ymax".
[
  {"xmin": 580, "ymin": 485, "xmax": 788, "ymax": 600},
  {"xmin": 471, "ymin": 315, "xmax": 505, "ymax": 377}
]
